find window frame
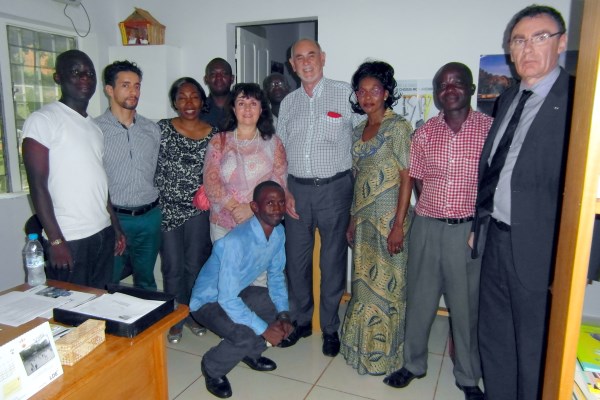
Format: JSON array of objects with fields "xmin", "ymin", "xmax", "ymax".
[{"xmin": 0, "ymin": 18, "xmax": 78, "ymax": 195}]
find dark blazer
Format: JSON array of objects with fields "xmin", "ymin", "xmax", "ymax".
[{"xmin": 472, "ymin": 68, "xmax": 573, "ymax": 291}]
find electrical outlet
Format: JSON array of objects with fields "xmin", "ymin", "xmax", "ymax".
[{"xmin": 53, "ymin": 0, "xmax": 82, "ymax": 6}]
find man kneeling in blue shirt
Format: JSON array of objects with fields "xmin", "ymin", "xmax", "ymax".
[{"xmin": 189, "ymin": 180, "xmax": 293, "ymax": 398}]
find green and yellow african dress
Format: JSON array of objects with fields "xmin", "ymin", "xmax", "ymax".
[{"xmin": 340, "ymin": 110, "xmax": 413, "ymax": 376}]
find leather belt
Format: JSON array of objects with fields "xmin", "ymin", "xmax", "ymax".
[
  {"xmin": 435, "ymin": 216, "xmax": 474, "ymax": 225},
  {"xmin": 113, "ymin": 199, "xmax": 159, "ymax": 216},
  {"xmin": 290, "ymin": 170, "xmax": 351, "ymax": 186},
  {"xmin": 492, "ymin": 217, "xmax": 511, "ymax": 231}
]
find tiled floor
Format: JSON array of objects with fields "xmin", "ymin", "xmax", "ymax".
[{"xmin": 165, "ymin": 308, "xmax": 466, "ymax": 400}]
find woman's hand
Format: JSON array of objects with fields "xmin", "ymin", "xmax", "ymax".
[
  {"xmin": 231, "ymin": 203, "xmax": 253, "ymax": 224},
  {"xmin": 346, "ymin": 217, "xmax": 356, "ymax": 247},
  {"xmin": 387, "ymin": 224, "xmax": 405, "ymax": 256}
]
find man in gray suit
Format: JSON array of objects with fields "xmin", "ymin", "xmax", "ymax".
[{"xmin": 471, "ymin": 5, "xmax": 573, "ymax": 399}]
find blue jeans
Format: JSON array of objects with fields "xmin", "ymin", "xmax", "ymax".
[
  {"xmin": 46, "ymin": 225, "xmax": 115, "ymax": 289},
  {"xmin": 113, "ymin": 206, "xmax": 161, "ymax": 290}
]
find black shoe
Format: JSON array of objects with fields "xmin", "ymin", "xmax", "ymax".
[
  {"xmin": 241, "ymin": 356, "xmax": 277, "ymax": 371},
  {"xmin": 201, "ymin": 359, "xmax": 232, "ymax": 398},
  {"xmin": 456, "ymin": 382, "xmax": 484, "ymax": 400},
  {"xmin": 322, "ymin": 332, "xmax": 340, "ymax": 357},
  {"xmin": 383, "ymin": 367, "xmax": 425, "ymax": 388},
  {"xmin": 278, "ymin": 323, "xmax": 312, "ymax": 348}
]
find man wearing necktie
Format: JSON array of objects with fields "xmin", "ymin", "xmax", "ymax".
[{"xmin": 471, "ymin": 5, "xmax": 573, "ymax": 400}]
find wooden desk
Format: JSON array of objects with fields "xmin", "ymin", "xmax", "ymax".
[{"xmin": 0, "ymin": 281, "xmax": 188, "ymax": 400}]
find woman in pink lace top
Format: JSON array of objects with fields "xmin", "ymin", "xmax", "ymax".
[{"xmin": 204, "ymin": 83, "xmax": 288, "ymax": 242}]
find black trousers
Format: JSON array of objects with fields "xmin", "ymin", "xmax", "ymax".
[
  {"xmin": 192, "ymin": 286, "xmax": 277, "ymax": 378},
  {"xmin": 478, "ymin": 220, "xmax": 550, "ymax": 400}
]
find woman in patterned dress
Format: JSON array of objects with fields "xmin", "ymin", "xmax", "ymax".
[
  {"xmin": 203, "ymin": 83, "xmax": 287, "ymax": 248},
  {"xmin": 340, "ymin": 61, "xmax": 413, "ymax": 375},
  {"xmin": 156, "ymin": 77, "xmax": 216, "ymax": 343}
]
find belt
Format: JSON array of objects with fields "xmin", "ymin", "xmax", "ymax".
[
  {"xmin": 290, "ymin": 170, "xmax": 351, "ymax": 186},
  {"xmin": 113, "ymin": 199, "xmax": 159, "ymax": 216},
  {"xmin": 492, "ymin": 217, "xmax": 511, "ymax": 231},
  {"xmin": 435, "ymin": 216, "xmax": 474, "ymax": 225}
]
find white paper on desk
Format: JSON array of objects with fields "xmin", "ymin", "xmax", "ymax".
[
  {"xmin": 0, "ymin": 321, "xmax": 63, "ymax": 400},
  {"xmin": 25, "ymin": 285, "xmax": 97, "ymax": 316},
  {"xmin": 71, "ymin": 293, "xmax": 165, "ymax": 324},
  {"xmin": 0, "ymin": 292, "xmax": 68, "ymax": 327}
]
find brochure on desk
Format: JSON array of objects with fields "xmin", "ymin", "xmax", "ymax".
[
  {"xmin": 0, "ymin": 322, "xmax": 62, "ymax": 400},
  {"xmin": 53, "ymin": 285, "xmax": 175, "ymax": 338}
]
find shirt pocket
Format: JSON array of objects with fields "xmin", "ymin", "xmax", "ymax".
[{"xmin": 317, "ymin": 113, "xmax": 349, "ymax": 143}]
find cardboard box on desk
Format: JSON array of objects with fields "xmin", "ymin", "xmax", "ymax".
[{"xmin": 53, "ymin": 285, "xmax": 175, "ymax": 338}]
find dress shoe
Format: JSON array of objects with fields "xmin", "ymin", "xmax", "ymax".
[
  {"xmin": 167, "ymin": 327, "xmax": 183, "ymax": 344},
  {"xmin": 241, "ymin": 356, "xmax": 277, "ymax": 371},
  {"xmin": 278, "ymin": 323, "xmax": 312, "ymax": 348},
  {"xmin": 322, "ymin": 332, "xmax": 340, "ymax": 357},
  {"xmin": 383, "ymin": 367, "xmax": 425, "ymax": 388},
  {"xmin": 201, "ymin": 359, "xmax": 232, "ymax": 398},
  {"xmin": 185, "ymin": 317, "xmax": 207, "ymax": 336},
  {"xmin": 456, "ymin": 382, "xmax": 484, "ymax": 400}
]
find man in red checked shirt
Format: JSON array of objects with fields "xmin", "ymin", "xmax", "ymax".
[{"xmin": 384, "ymin": 62, "xmax": 491, "ymax": 400}]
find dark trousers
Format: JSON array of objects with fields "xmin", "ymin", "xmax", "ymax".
[
  {"xmin": 284, "ymin": 174, "xmax": 352, "ymax": 334},
  {"xmin": 479, "ymin": 220, "xmax": 550, "ymax": 400},
  {"xmin": 160, "ymin": 212, "xmax": 212, "ymax": 328},
  {"xmin": 192, "ymin": 286, "xmax": 276, "ymax": 377},
  {"xmin": 113, "ymin": 206, "xmax": 161, "ymax": 290},
  {"xmin": 46, "ymin": 225, "xmax": 115, "ymax": 289}
]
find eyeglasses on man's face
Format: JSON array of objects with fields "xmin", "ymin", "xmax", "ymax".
[
  {"xmin": 509, "ymin": 31, "xmax": 564, "ymax": 49},
  {"xmin": 268, "ymin": 81, "xmax": 287, "ymax": 89}
]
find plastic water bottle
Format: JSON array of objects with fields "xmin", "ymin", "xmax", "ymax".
[{"xmin": 23, "ymin": 233, "xmax": 46, "ymax": 286}]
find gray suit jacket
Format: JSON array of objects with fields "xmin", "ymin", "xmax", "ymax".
[{"xmin": 472, "ymin": 68, "xmax": 573, "ymax": 291}]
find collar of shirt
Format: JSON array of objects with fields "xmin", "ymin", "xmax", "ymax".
[
  {"xmin": 433, "ymin": 108, "xmax": 476, "ymax": 134},
  {"xmin": 104, "ymin": 107, "xmax": 137, "ymax": 129},
  {"xmin": 520, "ymin": 66, "xmax": 560, "ymax": 99},
  {"xmin": 300, "ymin": 76, "xmax": 325, "ymax": 99}
]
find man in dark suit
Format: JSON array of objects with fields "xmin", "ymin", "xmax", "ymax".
[{"xmin": 471, "ymin": 5, "xmax": 572, "ymax": 400}]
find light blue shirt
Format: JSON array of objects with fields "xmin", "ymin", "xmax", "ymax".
[
  {"xmin": 490, "ymin": 66, "xmax": 561, "ymax": 224},
  {"xmin": 189, "ymin": 216, "xmax": 288, "ymax": 335}
]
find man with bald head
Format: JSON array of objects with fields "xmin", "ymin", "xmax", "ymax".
[
  {"xmin": 22, "ymin": 49, "xmax": 125, "ymax": 289},
  {"xmin": 384, "ymin": 62, "xmax": 491, "ymax": 400},
  {"xmin": 201, "ymin": 57, "xmax": 235, "ymax": 128},
  {"xmin": 276, "ymin": 39, "xmax": 356, "ymax": 357},
  {"xmin": 472, "ymin": 5, "xmax": 572, "ymax": 399}
]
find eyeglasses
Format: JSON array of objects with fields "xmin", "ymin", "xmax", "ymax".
[
  {"xmin": 68, "ymin": 69, "xmax": 96, "ymax": 79},
  {"xmin": 509, "ymin": 31, "xmax": 564, "ymax": 49},
  {"xmin": 355, "ymin": 86, "xmax": 384, "ymax": 99},
  {"xmin": 268, "ymin": 81, "xmax": 287, "ymax": 89}
]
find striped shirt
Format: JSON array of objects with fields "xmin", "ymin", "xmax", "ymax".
[
  {"xmin": 277, "ymin": 77, "xmax": 356, "ymax": 178},
  {"xmin": 95, "ymin": 109, "xmax": 160, "ymax": 207},
  {"xmin": 410, "ymin": 109, "xmax": 493, "ymax": 219}
]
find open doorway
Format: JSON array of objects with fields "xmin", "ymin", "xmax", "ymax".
[{"xmin": 228, "ymin": 20, "xmax": 317, "ymax": 90}]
